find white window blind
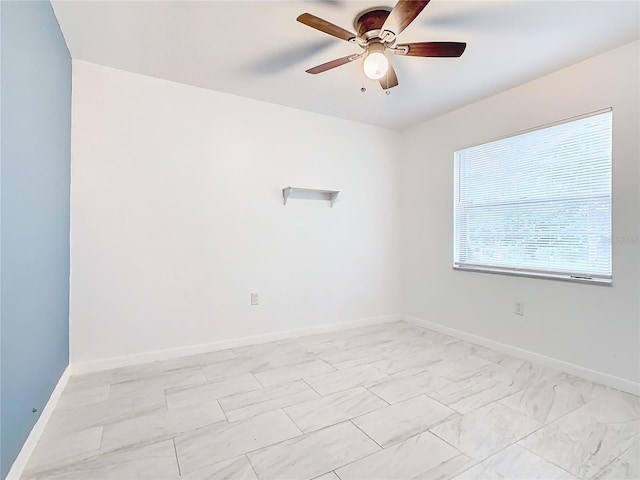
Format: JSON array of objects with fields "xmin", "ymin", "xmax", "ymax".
[{"xmin": 454, "ymin": 110, "xmax": 612, "ymax": 284}]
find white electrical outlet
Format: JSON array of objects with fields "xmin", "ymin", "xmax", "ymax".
[
  {"xmin": 251, "ymin": 293, "xmax": 259, "ymax": 305},
  {"xmin": 515, "ymin": 302, "xmax": 525, "ymax": 316}
]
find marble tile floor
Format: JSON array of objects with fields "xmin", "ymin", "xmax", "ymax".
[{"xmin": 21, "ymin": 321, "xmax": 639, "ymax": 480}]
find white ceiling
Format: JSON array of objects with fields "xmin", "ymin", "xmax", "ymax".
[{"xmin": 52, "ymin": 0, "xmax": 639, "ymax": 130}]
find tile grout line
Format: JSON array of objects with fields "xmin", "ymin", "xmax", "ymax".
[
  {"xmin": 517, "ymin": 441, "xmax": 581, "ymax": 478},
  {"xmin": 591, "ymin": 438, "xmax": 639, "ymax": 477},
  {"xmin": 438, "ymin": 454, "xmax": 479, "ymax": 479},
  {"xmin": 203, "ymin": 418, "xmax": 311, "ymax": 466},
  {"xmin": 443, "ymin": 387, "xmax": 523, "ymax": 417},
  {"xmin": 439, "ymin": 431, "xmax": 531, "ymax": 478},
  {"xmin": 221, "ymin": 382, "xmax": 318, "ymax": 421},
  {"xmin": 95, "ymin": 430, "xmax": 178, "ymax": 458},
  {"xmin": 361, "ymin": 385, "xmax": 392, "ymax": 405},
  {"xmin": 242, "ymin": 417, "xmax": 384, "ymax": 465},
  {"xmin": 322, "ymin": 425, "xmax": 416, "ymax": 477},
  {"xmin": 420, "ymin": 391, "xmax": 459, "ymax": 415},
  {"xmin": 501, "ymin": 380, "xmax": 608, "ymax": 428},
  {"xmin": 302, "ymin": 374, "xmax": 393, "ymax": 398},
  {"xmin": 348, "ymin": 419, "xmax": 384, "ymax": 449},
  {"xmin": 426, "ymin": 426, "xmax": 474, "ymax": 460},
  {"xmin": 318, "ymin": 357, "xmax": 339, "ymax": 372},
  {"xmin": 300, "ymin": 378, "xmax": 325, "ymax": 397},
  {"xmin": 217, "ymin": 399, "xmax": 230, "ymax": 423},
  {"xmin": 245, "ymin": 453, "xmax": 262, "ymax": 480},
  {"xmin": 97, "ymin": 425, "xmax": 105, "ymax": 454},
  {"xmin": 172, "ymin": 438, "xmax": 182, "ymax": 476},
  {"xmin": 251, "ymin": 371, "xmax": 266, "ymax": 388},
  {"xmin": 455, "ymin": 400, "xmax": 548, "ymax": 458},
  {"xmin": 427, "ymin": 406, "xmax": 560, "ymax": 477},
  {"xmin": 280, "ymin": 407, "xmax": 305, "ymax": 435}
]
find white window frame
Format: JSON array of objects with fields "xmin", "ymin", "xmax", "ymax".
[{"xmin": 453, "ymin": 109, "xmax": 612, "ymax": 285}]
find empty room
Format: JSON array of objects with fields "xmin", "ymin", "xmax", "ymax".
[{"xmin": 1, "ymin": 0, "xmax": 639, "ymax": 479}]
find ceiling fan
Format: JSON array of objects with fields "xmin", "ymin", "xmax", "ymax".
[{"xmin": 297, "ymin": 0, "xmax": 466, "ymax": 91}]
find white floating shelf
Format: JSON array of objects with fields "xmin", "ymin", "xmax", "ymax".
[{"xmin": 282, "ymin": 187, "xmax": 340, "ymax": 207}]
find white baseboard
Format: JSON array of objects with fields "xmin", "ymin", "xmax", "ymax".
[
  {"xmin": 70, "ymin": 314, "xmax": 402, "ymax": 375},
  {"xmin": 6, "ymin": 367, "xmax": 71, "ymax": 480},
  {"xmin": 404, "ymin": 315, "xmax": 640, "ymax": 396}
]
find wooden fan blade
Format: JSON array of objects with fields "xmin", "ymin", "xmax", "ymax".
[
  {"xmin": 297, "ymin": 13, "xmax": 356, "ymax": 42},
  {"xmin": 305, "ymin": 54, "xmax": 361, "ymax": 74},
  {"xmin": 395, "ymin": 41, "xmax": 467, "ymax": 57},
  {"xmin": 379, "ymin": 62, "xmax": 399, "ymax": 90},
  {"xmin": 381, "ymin": 0, "xmax": 431, "ymax": 37}
]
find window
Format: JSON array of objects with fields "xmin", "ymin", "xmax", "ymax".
[{"xmin": 453, "ymin": 109, "xmax": 612, "ymax": 284}]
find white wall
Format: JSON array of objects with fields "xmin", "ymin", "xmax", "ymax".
[
  {"xmin": 72, "ymin": 42, "xmax": 639, "ymax": 388},
  {"xmin": 70, "ymin": 60, "xmax": 401, "ymax": 365},
  {"xmin": 400, "ymin": 41, "xmax": 640, "ymax": 388}
]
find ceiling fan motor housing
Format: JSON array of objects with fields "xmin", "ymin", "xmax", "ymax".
[{"xmin": 354, "ymin": 8, "xmax": 393, "ymax": 43}]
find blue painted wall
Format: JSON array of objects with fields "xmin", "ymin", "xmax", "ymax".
[{"xmin": 1, "ymin": 1, "xmax": 71, "ymax": 477}]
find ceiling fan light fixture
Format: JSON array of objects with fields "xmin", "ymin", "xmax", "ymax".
[
  {"xmin": 363, "ymin": 52, "xmax": 389, "ymax": 79},
  {"xmin": 363, "ymin": 42, "xmax": 388, "ymax": 80},
  {"xmin": 297, "ymin": 1, "xmax": 466, "ymax": 89}
]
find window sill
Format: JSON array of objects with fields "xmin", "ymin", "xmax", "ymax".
[{"xmin": 453, "ymin": 264, "xmax": 612, "ymax": 285}]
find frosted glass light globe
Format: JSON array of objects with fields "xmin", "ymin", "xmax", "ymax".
[{"xmin": 363, "ymin": 51, "xmax": 389, "ymax": 80}]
